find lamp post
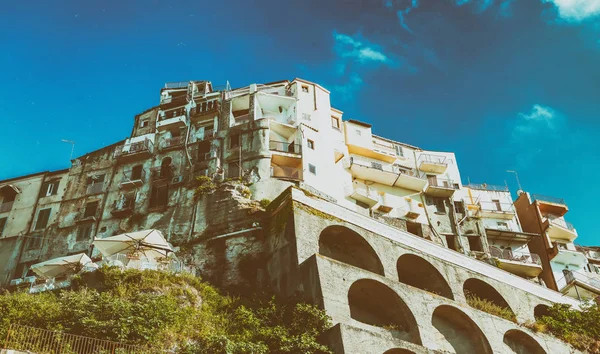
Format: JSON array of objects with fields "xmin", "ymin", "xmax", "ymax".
[
  {"xmin": 506, "ymin": 170, "xmax": 523, "ymax": 192},
  {"xmin": 61, "ymin": 139, "xmax": 75, "ymax": 161}
]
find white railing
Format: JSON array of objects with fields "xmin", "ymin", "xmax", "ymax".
[
  {"xmin": 489, "ymin": 246, "xmax": 541, "ymax": 266},
  {"xmin": 479, "ymin": 201, "xmax": 515, "ymax": 213}
]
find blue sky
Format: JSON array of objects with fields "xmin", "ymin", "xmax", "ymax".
[{"xmin": 0, "ymin": 0, "xmax": 599, "ymax": 244}]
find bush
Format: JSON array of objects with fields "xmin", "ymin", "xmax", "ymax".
[
  {"xmin": 259, "ymin": 199, "xmax": 271, "ymax": 209},
  {"xmin": 0, "ymin": 267, "xmax": 332, "ymax": 354},
  {"xmin": 195, "ymin": 175, "xmax": 217, "ymax": 197},
  {"xmin": 465, "ymin": 294, "xmax": 516, "ymax": 322}
]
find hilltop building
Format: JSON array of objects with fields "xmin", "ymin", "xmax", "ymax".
[{"xmin": 0, "ymin": 78, "xmax": 597, "ymax": 353}]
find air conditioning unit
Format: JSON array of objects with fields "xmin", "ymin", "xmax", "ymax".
[
  {"xmin": 9, "ymin": 278, "xmax": 23, "ymax": 286},
  {"xmin": 171, "ymin": 176, "xmax": 184, "ymax": 185}
]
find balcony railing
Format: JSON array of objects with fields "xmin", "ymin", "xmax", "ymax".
[
  {"xmin": 549, "ymin": 218, "xmax": 575, "ymax": 231},
  {"xmin": 115, "ymin": 139, "xmax": 154, "ymax": 158},
  {"xmin": 479, "ymin": 201, "xmax": 515, "ymax": 213},
  {"xmin": 558, "ymin": 270, "xmax": 600, "ymax": 292},
  {"xmin": 467, "ymin": 183, "xmax": 509, "ymax": 192},
  {"xmin": 0, "ymin": 201, "xmax": 14, "ymax": 213},
  {"xmin": 86, "ymin": 183, "xmax": 105, "ymax": 195},
  {"xmin": 4, "ymin": 324, "xmax": 154, "ymax": 354},
  {"xmin": 269, "ymin": 141, "xmax": 302, "ymax": 155},
  {"xmin": 489, "ymin": 246, "xmax": 541, "ymax": 266},
  {"xmin": 159, "ymin": 136, "xmax": 185, "ymax": 150},
  {"xmin": 122, "ymin": 168, "xmax": 146, "ymax": 184},
  {"xmin": 427, "ymin": 177, "xmax": 459, "ymax": 189},
  {"xmin": 533, "ymin": 194, "xmax": 566, "ymax": 206},
  {"xmin": 112, "ymin": 197, "xmax": 136, "ymax": 215},
  {"xmin": 150, "ymin": 166, "xmax": 176, "ymax": 181},
  {"xmin": 165, "ymin": 81, "xmax": 189, "ymax": 89},
  {"xmin": 233, "ymin": 113, "xmax": 250, "ymax": 124},
  {"xmin": 418, "ymin": 153, "xmax": 448, "ymax": 165},
  {"xmin": 271, "ymin": 166, "xmax": 302, "ymax": 180}
]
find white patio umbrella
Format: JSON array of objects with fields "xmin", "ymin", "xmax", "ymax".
[
  {"xmin": 30, "ymin": 253, "xmax": 96, "ymax": 279},
  {"xmin": 92, "ymin": 229, "xmax": 173, "ymax": 260}
]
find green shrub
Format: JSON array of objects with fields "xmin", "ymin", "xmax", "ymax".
[
  {"xmin": 194, "ymin": 175, "xmax": 217, "ymax": 197},
  {"xmin": 465, "ymin": 294, "xmax": 516, "ymax": 322},
  {"xmin": 0, "ymin": 267, "xmax": 332, "ymax": 354},
  {"xmin": 259, "ymin": 199, "xmax": 271, "ymax": 209}
]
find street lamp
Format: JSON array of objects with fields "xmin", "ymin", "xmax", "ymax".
[
  {"xmin": 506, "ymin": 170, "xmax": 523, "ymax": 192},
  {"xmin": 61, "ymin": 139, "xmax": 75, "ymax": 161}
]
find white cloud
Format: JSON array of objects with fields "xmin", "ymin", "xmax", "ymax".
[
  {"xmin": 543, "ymin": 0, "xmax": 600, "ymax": 22},
  {"xmin": 333, "ymin": 32, "xmax": 392, "ymax": 65}
]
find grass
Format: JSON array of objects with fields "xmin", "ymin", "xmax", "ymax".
[{"xmin": 465, "ymin": 294, "xmax": 517, "ymax": 323}]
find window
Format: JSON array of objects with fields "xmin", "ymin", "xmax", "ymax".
[
  {"xmin": 301, "ymin": 85, "xmax": 309, "ymax": 93},
  {"xmin": 227, "ymin": 163, "xmax": 240, "ymax": 179},
  {"xmin": 83, "ymin": 201, "xmax": 99, "ymax": 219},
  {"xmin": 77, "ymin": 223, "xmax": 94, "ymax": 242},
  {"xmin": 406, "ymin": 221, "xmax": 423, "ymax": 237},
  {"xmin": 0, "ymin": 217, "xmax": 6, "ymax": 237},
  {"xmin": 331, "ymin": 117, "xmax": 340, "ymax": 129},
  {"xmin": 308, "ymin": 164, "xmax": 316, "ymax": 175},
  {"xmin": 34, "ymin": 208, "xmax": 51, "ymax": 230},
  {"xmin": 355, "ymin": 129, "xmax": 362, "ymax": 136},
  {"xmin": 131, "ymin": 165, "xmax": 143, "ymax": 180},
  {"xmin": 150, "ymin": 185, "xmax": 169, "ymax": 208},
  {"xmin": 496, "ymin": 221, "xmax": 509, "ymax": 230},
  {"xmin": 41, "ymin": 180, "xmax": 60, "ymax": 197},
  {"xmin": 139, "ymin": 119, "xmax": 149, "ymax": 128},
  {"xmin": 229, "ymin": 133, "xmax": 241, "ymax": 149},
  {"xmin": 26, "ymin": 234, "xmax": 43, "ymax": 250},
  {"xmin": 492, "ymin": 199, "xmax": 502, "ymax": 211},
  {"xmin": 467, "ymin": 236, "xmax": 483, "ymax": 252},
  {"xmin": 433, "ymin": 198, "xmax": 445, "ymax": 214},
  {"xmin": 307, "ymin": 139, "xmax": 315, "ymax": 150},
  {"xmin": 445, "ymin": 235, "xmax": 458, "ymax": 251},
  {"xmin": 394, "ymin": 145, "xmax": 404, "ymax": 157},
  {"xmin": 302, "ymin": 113, "xmax": 311, "ymax": 121},
  {"xmin": 454, "ymin": 201, "xmax": 466, "ymax": 214},
  {"xmin": 371, "ymin": 162, "xmax": 383, "ymax": 171}
]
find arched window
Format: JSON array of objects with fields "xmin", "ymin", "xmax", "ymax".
[
  {"xmin": 533, "ymin": 304, "xmax": 550, "ymax": 320},
  {"xmin": 503, "ymin": 329, "xmax": 547, "ymax": 354},
  {"xmin": 396, "ymin": 254, "xmax": 454, "ymax": 299},
  {"xmin": 348, "ymin": 279, "xmax": 421, "ymax": 345},
  {"xmin": 463, "ymin": 278, "xmax": 515, "ymax": 319},
  {"xmin": 432, "ymin": 305, "xmax": 493, "ymax": 354},
  {"xmin": 319, "ymin": 226, "xmax": 384, "ymax": 276}
]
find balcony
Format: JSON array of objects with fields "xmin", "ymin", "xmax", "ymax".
[
  {"xmin": 233, "ymin": 113, "xmax": 250, "ymax": 125},
  {"xmin": 488, "ymin": 246, "xmax": 543, "ymax": 277},
  {"xmin": 190, "ymin": 100, "xmax": 219, "ymax": 123},
  {"xmin": 195, "ymin": 128, "xmax": 215, "ymax": 142},
  {"xmin": 478, "ymin": 201, "xmax": 516, "ymax": 220},
  {"xmin": 120, "ymin": 169, "xmax": 146, "ymax": 189},
  {"xmin": 344, "ymin": 184, "xmax": 379, "ymax": 208},
  {"xmin": 270, "ymin": 165, "xmax": 302, "ymax": 181},
  {"xmin": 150, "ymin": 166, "xmax": 176, "ymax": 183},
  {"xmin": 418, "ymin": 154, "xmax": 448, "ymax": 174},
  {"xmin": 533, "ymin": 194, "xmax": 568, "ymax": 217},
  {"xmin": 156, "ymin": 113, "xmax": 187, "ymax": 132},
  {"xmin": 0, "ymin": 201, "xmax": 14, "ymax": 213},
  {"xmin": 395, "ymin": 166, "xmax": 428, "ymax": 191},
  {"xmin": 345, "ymin": 156, "xmax": 398, "ymax": 186},
  {"xmin": 159, "ymin": 136, "xmax": 186, "ymax": 151},
  {"xmin": 114, "ymin": 139, "xmax": 154, "ymax": 162},
  {"xmin": 545, "ymin": 217, "xmax": 577, "ymax": 242},
  {"xmin": 466, "ymin": 184, "xmax": 509, "ymax": 192},
  {"xmin": 111, "ymin": 197, "xmax": 135, "ymax": 218},
  {"xmin": 559, "ymin": 270, "xmax": 600, "ymax": 298},
  {"xmin": 86, "ymin": 183, "xmax": 105, "ymax": 195},
  {"xmin": 270, "ymin": 141, "xmax": 302, "ymax": 166},
  {"xmin": 425, "ymin": 177, "xmax": 459, "ymax": 197},
  {"xmin": 371, "ymin": 140, "xmax": 397, "ymax": 161}
]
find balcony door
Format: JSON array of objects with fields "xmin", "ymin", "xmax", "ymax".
[{"xmin": 427, "ymin": 174, "xmax": 438, "ymax": 187}]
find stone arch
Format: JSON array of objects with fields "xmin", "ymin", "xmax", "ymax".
[
  {"xmin": 348, "ymin": 279, "xmax": 421, "ymax": 345},
  {"xmin": 396, "ymin": 254, "xmax": 454, "ymax": 300},
  {"xmin": 319, "ymin": 225, "xmax": 384, "ymax": 276},
  {"xmin": 432, "ymin": 305, "xmax": 493, "ymax": 354},
  {"xmin": 533, "ymin": 304, "xmax": 550, "ymax": 320},
  {"xmin": 463, "ymin": 278, "xmax": 515, "ymax": 316},
  {"xmin": 503, "ymin": 329, "xmax": 547, "ymax": 354},
  {"xmin": 383, "ymin": 349, "xmax": 415, "ymax": 354}
]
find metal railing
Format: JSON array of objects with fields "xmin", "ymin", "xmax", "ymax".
[
  {"xmin": 533, "ymin": 194, "xmax": 566, "ymax": 206},
  {"xmin": 159, "ymin": 136, "xmax": 185, "ymax": 150},
  {"xmin": 269, "ymin": 141, "xmax": 302, "ymax": 154},
  {"xmin": 0, "ymin": 201, "xmax": 14, "ymax": 213},
  {"xmin": 115, "ymin": 139, "xmax": 154, "ymax": 158},
  {"xmin": 467, "ymin": 183, "xmax": 509, "ymax": 192},
  {"xmin": 557, "ymin": 270, "xmax": 600, "ymax": 292},
  {"xmin": 150, "ymin": 166, "xmax": 176, "ymax": 181},
  {"xmin": 3, "ymin": 324, "xmax": 155, "ymax": 354},
  {"xmin": 271, "ymin": 166, "xmax": 302, "ymax": 180},
  {"xmin": 164, "ymin": 81, "xmax": 188, "ymax": 89},
  {"xmin": 112, "ymin": 197, "xmax": 135, "ymax": 213},
  {"xmin": 418, "ymin": 153, "xmax": 448, "ymax": 165},
  {"xmin": 427, "ymin": 177, "xmax": 459, "ymax": 189},
  {"xmin": 122, "ymin": 169, "xmax": 146, "ymax": 184},
  {"xmin": 86, "ymin": 183, "xmax": 105, "ymax": 195},
  {"xmin": 479, "ymin": 201, "xmax": 515, "ymax": 213},
  {"xmin": 489, "ymin": 246, "xmax": 541, "ymax": 266},
  {"xmin": 548, "ymin": 217, "xmax": 575, "ymax": 231},
  {"xmin": 96, "ymin": 254, "xmax": 193, "ymax": 274}
]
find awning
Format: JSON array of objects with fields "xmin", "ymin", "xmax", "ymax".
[
  {"xmin": 485, "ymin": 228, "xmax": 539, "ymax": 242},
  {"xmin": 30, "ymin": 253, "xmax": 96, "ymax": 279},
  {"xmin": 0, "ymin": 184, "xmax": 21, "ymax": 194},
  {"xmin": 92, "ymin": 229, "xmax": 173, "ymax": 259}
]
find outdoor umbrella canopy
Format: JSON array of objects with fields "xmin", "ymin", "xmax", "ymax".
[
  {"xmin": 30, "ymin": 253, "xmax": 96, "ymax": 279},
  {"xmin": 92, "ymin": 229, "xmax": 173, "ymax": 259}
]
